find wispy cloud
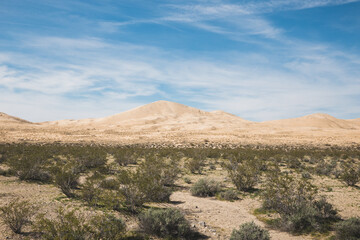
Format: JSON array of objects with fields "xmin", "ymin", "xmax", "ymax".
[
  {"xmin": 0, "ymin": 0, "xmax": 359, "ymax": 121},
  {"xmin": 1, "ymin": 34, "xmax": 359, "ymax": 121}
]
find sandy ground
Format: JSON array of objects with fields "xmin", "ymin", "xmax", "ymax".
[{"xmin": 168, "ymin": 191, "xmax": 311, "ymax": 240}]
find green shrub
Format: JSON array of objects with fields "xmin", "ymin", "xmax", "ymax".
[
  {"xmin": 261, "ymin": 169, "xmax": 338, "ymax": 233},
  {"xmin": 8, "ymin": 154, "xmax": 51, "ymax": 182},
  {"xmin": 339, "ymin": 163, "xmax": 360, "ymax": 186},
  {"xmin": 185, "ymin": 157, "xmax": 205, "ymax": 174},
  {"xmin": 90, "ymin": 214, "xmax": 126, "ymax": 240},
  {"xmin": 190, "ymin": 178, "xmax": 221, "ymax": 197},
  {"xmin": 335, "ymin": 217, "xmax": 360, "ymax": 240},
  {"xmin": 0, "ymin": 198, "xmax": 37, "ymax": 234},
  {"xmin": 34, "ymin": 208, "xmax": 91, "ymax": 240},
  {"xmin": 54, "ymin": 165, "xmax": 79, "ymax": 198},
  {"xmin": 113, "ymin": 149, "xmax": 137, "ymax": 166},
  {"xmin": 139, "ymin": 208, "xmax": 192, "ymax": 238},
  {"xmin": 80, "ymin": 179, "xmax": 100, "ymax": 206},
  {"xmin": 219, "ymin": 189, "xmax": 239, "ymax": 201},
  {"xmin": 230, "ymin": 222, "xmax": 270, "ymax": 240},
  {"xmin": 224, "ymin": 158, "xmax": 261, "ymax": 191},
  {"xmin": 183, "ymin": 177, "xmax": 192, "ymax": 184},
  {"xmin": 117, "ymin": 156, "xmax": 178, "ymax": 211},
  {"xmin": 99, "ymin": 178, "xmax": 120, "ymax": 190}
]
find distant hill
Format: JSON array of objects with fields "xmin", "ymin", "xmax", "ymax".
[
  {"xmin": 262, "ymin": 113, "xmax": 359, "ymax": 129},
  {"xmin": 0, "ymin": 112, "xmax": 32, "ymax": 125}
]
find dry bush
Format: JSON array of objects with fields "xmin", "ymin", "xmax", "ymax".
[
  {"xmin": 34, "ymin": 207, "xmax": 126, "ymax": 240},
  {"xmin": 139, "ymin": 208, "xmax": 192, "ymax": 238},
  {"xmin": 0, "ymin": 198, "xmax": 37, "ymax": 234},
  {"xmin": 335, "ymin": 217, "xmax": 360, "ymax": 240},
  {"xmin": 224, "ymin": 158, "xmax": 262, "ymax": 191},
  {"xmin": 261, "ymin": 166, "xmax": 338, "ymax": 233},
  {"xmin": 190, "ymin": 178, "xmax": 221, "ymax": 197},
  {"xmin": 230, "ymin": 222, "xmax": 270, "ymax": 240},
  {"xmin": 54, "ymin": 165, "xmax": 80, "ymax": 198},
  {"xmin": 339, "ymin": 162, "xmax": 360, "ymax": 186}
]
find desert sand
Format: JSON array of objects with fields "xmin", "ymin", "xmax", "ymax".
[{"xmin": 1, "ymin": 100, "xmax": 360, "ymax": 147}]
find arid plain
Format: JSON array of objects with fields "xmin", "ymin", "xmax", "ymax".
[{"xmin": 0, "ymin": 101, "xmax": 360, "ymax": 240}]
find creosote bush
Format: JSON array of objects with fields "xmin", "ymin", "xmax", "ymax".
[
  {"xmin": 54, "ymin": 165, "xmax": 80, "ymax": 198},
  {"xmin": 339, "ymin": 162, "xmax": 360, "ymax": 186},
  {"xmin": 335, "ymin": 217, "xmax": 360, "ymax": 240},
  {"xmin": 8, "ymin": 153, "xmax": 51, "ymax": 183},
  {"xmin": 224, "ymin": 158, "xmax": 261, "ymax": 191},
  {"xmin": 219, "ymin": 189, "xmax": 239, "ymax": 201},
  {"xmin": 261, "ymin": 167, "xmax": 338, "ymax": 233},
  {"xmin": 139, "ymin": 208, "xmax": 192, "ymax": 238},
  {"xmin": 118, "ymin": 156, "xmax": 179, "ymax": 212},
  {"xmin": 0, "ymin": 198, "xmax": 37, "ymax": 234},
  {"xmin": 190, "ymin": 178, "xmax": 221, "ymax": 197},
  {"xmin": 34, "ymin": 207, "xmax": 126, "ymax": 240},
  {"xmin": 230, "ymin": 222, "xmax": 270, "ymax": 240}
]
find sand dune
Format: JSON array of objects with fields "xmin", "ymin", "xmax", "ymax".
[
  {"xmin": 0, "ymin": 112, "xmax": 32, "ymax": 125},
  {"xmin": 262, "ymin": 113, "xmax": 359, "ymax": 130},
  {"xmin": 44, "ymin": 101, "xmax": 252, "ymax": 130},
  {"xmin": 1, "ymin": 101, "xmax": 359, "ymax": 146}
]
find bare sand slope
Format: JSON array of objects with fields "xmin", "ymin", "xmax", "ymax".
[
  {"xmin": 44, "ymin": 101, "xmax": 253, "ymax": 131},
  {"xmin": 261, "ymin": 113, "xmax": 359, "ymax": 130},
  {"xmin": 0, "ymin": 112, "xmax": 32, "ymax": 125},
  {"xmin": 1, "ymin": 101, "xmax": 360, "ymax": 146}
]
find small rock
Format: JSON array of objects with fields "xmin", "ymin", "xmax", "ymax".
[{"xmin": 199, "ymin": 221, "xmax": 206, "ymax": 227}]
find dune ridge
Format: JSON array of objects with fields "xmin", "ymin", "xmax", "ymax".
[{"xmin": 1, "ymin": 101, "xmax": 359, "ymax": 146}]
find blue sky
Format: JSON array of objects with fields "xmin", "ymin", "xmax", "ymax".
[{"xmin": 0, "ymin": 0, "xmax": 359, "ymax": 122}]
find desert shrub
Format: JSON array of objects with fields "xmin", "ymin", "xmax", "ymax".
[
  {"xmin": 261, "ymin": 169, "xmax": 338, "ymax": 233},
  {"xmin": 301, "ymin": 171, "xmax": 312, "ymax": 179},
  {"xmin": 0, "ymin": 167, "xmax": 16, "ymax": 176},
  {"xmin": 117, "ymin": 176, "xmax": 145, "ymax": 212},
  {"xmin": 72, "ymin": 148, "xmax": 108, "ymax": 171},
  {"xmin": 339, "ymin": 162, "xmax": 360, "ymax": 186},
  {"xmin": 113, "ymin": 149, "xmax": 138, "ymax": 166},
  {"xmin": 34, "ymin": 208, "xmax": 124, "ymax": 239},
  {"xmin": 230, "ymin": 222, "xmax": 270, "ymax": 240},
  {"xmin": 335, "ymin": 217, "xmax": 360, "ymax": 240},
  {"xmin": 8, "ymin": 153, "xmax": 51, "ymax": 183},
  {"xmin": 315, "ymin": 159, "xmax": 337, "ymax": 176},
  {"xmin": 183, "ymin": 177, "xmax": 192, "ymax": 184},
  {"xmin": 34, "ymin": 208, "xmax": 91, "ymax": 240},
  {"xmin": 219, "ymin": 189, "xmax": 239, "ymax": 201},
  {"xmin": 139, "ymin": 208, "xmax": 192, "ymax": 238},
  {"xmin": 118, "ymin": 156, "xmax": 178, "ymax": 211},
  {"xmin": 281, "ymin": 197, "xmax": 338, "ymax": 233},
  {"xmin": 288, "ymin": 157, "xmax": 302, "ymax": 169},
  {"xmin": 0, "ymin": 198, "xmax": 37, "ymax": 234},
  {"xmin": 54, "ymin": 165, "xmax": 79, "ymax": 198},
  {"xmin": 80, "ymin": 179, "xmax": 101, "ymax": 206},
  {"xmin": 185, "ymin": 157, "xmax": 205, "ymax": 174},
  {"xmin": 224, "ymin": 158, "xmax": 261, "ymax": 191},
  {"xmin": 99, "ymin": 178, "xmax": 120, "ymax": 190},
  {"xmin": 190, "ymin": 178, "xmax": 221, "ymax": 197},
  {"xmin": 90, "ymin": 214, "xmax": 126, "ymax": 240}
]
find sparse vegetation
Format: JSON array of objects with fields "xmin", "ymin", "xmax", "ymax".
[{"xmin": 0, "ymin": 143, "xmax": 360, "ymax": 239}]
